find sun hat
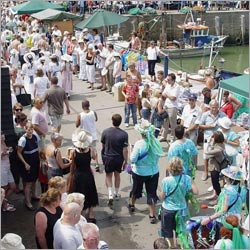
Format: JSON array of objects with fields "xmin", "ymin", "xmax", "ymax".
[
  {"xmin": 30, "ymin": 47, "xmax": 39, "ymax": 52},
  {"xmin": 50, "ymin": 54, "xmax": 58, "ymax": 60},
  {"xmin": 72, "ymin": 128, "xmax": 93, "ymax": 149},
  {"xmin": 221, "ymin": 165, "xmax": 243, "ymax": 181},
  {"xmin": 78, "ymin": 39, "xmax": 84, "ymax": 44},
  {"xmin": 134, "ymin": 119, "xmax": 155, "ymax": 136},
  {"xmin": 71, "ymin": 36, "xmax": 76, "ymax": 41},
  {"xmin": 83, "ymin": 28, "xmax": 88, "ymax": 33},
  {"xmin": 101, "ymin": 67, "xmax": 108, "ymax": 76},
  {"xmin": 113, "ymin": 52, "xmax": 121, "ymax": 58},
  {"xmin": 218, "ymin": 117, "xmax": 232, "ymax": 130},
  {"xmin": 23, "ymin": 52, "xmax": 36, "ymax": 64},
  {"xmin": 63, "ymin": 31, "xmax": 69, "ymax": 36},
  {"xmin": 1, "ymin": 233, "xmax": 25, "ymax": 249},
  {"xmin": 61, "ymin": 54, "xmax": 72, "ymax": 62}
]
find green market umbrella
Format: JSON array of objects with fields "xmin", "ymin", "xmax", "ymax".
[
  {"xmin": 75, "ymin": 9, "xmax": 129, "ymax": 29},
  {"xmin": 144, "ymin": 7, "xmax": 157, "ymax": 14},
  {"xmin": 31, "ymin": 9, "xmax": 80, "ymax": 21},
  {"xmin": 11, "ymin": 0, "xmax": 64, "ymax": 15},
  {"xmin": 128, "ymin": 7, "xmax": 144, "ymax": 15}
]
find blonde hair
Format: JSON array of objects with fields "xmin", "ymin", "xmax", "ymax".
[
  {"xmin": 65, "ymin": 192, "xmax": 85, "ymax": 209},
  {"xmin": 168, "ymin": 157, "xmax": 183, "ymax": 176},
  {"xmin": 153, "ymin": 89, "xmax": 162, "ymax": 98},
  {"xmin": 48, "ymin": 176, "xmax": 66, "ymax": 190},
  {"xmin": 51, "ymin": 132, "xmax": 63, "ymax": 142},
  {"xmin": 40, "ymin": 188, "xmax": 61, "ymax": 206}
]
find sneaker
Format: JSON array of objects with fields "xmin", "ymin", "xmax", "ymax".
[
  {"xmin": 201, "ymin": 173, "xmax": 208, "ymax": 181},
  {"xmin": 125, "ymin": 123, "xmax": 129, "ymax": 127},
  {"xmin": 128, "ymin": 204, "xmax": 135, "ymax": 212},
  {"xmin": 207, "ymin": 186, "xmax": 213, "ymax": 192},
  {"xmin": 149, "ymin": 215, "xmax": 157, "ymax": 224},
  {"xmin": 209, "ymin": 199, "xmax": 218, "ymax": 206},
  {"xmin": 114, "ymin": 193, "xmax": 121, "ymax": 200},
  {"xmin": 107, "ymin": 197, "xmax": 113, "ymax": 209}
]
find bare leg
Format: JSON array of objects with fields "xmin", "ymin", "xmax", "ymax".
[{"xmin": 24, "ymin": 182, "xmax": 32, "ymax": 206}]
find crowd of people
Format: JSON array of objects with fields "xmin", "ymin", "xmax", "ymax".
[{"xmin": 1, "ymin": 3, "xmax": 250, "ymax": 249}]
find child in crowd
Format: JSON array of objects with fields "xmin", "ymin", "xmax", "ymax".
[
  {"xmin": 122, "ymin": 75, "xmax": 139, "ymax": 127},
  {"xmin": 140, "ymin": 90, "xmax": 151, "ymax": 121},
  {"xmin": 38, "ymin": 151, "xmax": 48, "ymax": 193},
  {"xmin": 113, "ymin": 52, "xmax": 122, "ymax": 83}
]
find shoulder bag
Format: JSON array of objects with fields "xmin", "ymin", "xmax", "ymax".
[
  {"xmin": 155, "ymin": 47, "xmax": 161, "ymax": 63},
  {"xmin": 158, "ymin": 175, "xmax": 182, "ymax": 220},
  {"xmin": 16, "ymin": 87, "xmax": 31, "ymax": 106}
]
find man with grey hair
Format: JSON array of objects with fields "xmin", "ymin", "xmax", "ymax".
[
  {"xmin": 53, "ymin": 202, "xmax": 82, "ymax": 249},
  {"xmin": 196, "ymin": 99, "xmax": 226, "ymax": 181},
  {"xmin": 77, "ymin": 223, "xmax": 109, "ymax": 249}
]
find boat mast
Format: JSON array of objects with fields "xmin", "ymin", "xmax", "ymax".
[{"xmin": 208, "ymin": 39, "xmax": 214, "ymax": 68}]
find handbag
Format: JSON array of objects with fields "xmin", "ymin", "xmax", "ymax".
[
  {"xmin": 16, "ymin": 87, "xmax": 31, "ymax": 106},
  {"xmin": 155, "ymin": 47, "xmax": 161, "ymax": 63},
  {"xmin": 62, "ymin": 158, "xmax": 71, "ymax": 175}
]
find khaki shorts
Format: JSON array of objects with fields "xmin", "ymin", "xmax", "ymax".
[{"xmin": 50, "ymin": 114, "xmax": 63, "ymax": 130}]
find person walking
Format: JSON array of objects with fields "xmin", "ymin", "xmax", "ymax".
[
  {"xmin": 69, "ymin": 128, "xmax": 99, "ymax": 223},
  {"xmin": 43, "ymin": 76, "xmax": 70, "ymax": 133},
  {"xmin": 160, "ymin": 157, "xmax": 198, "ymax": 248},
  {"xmin": 128, "ymin": 119, "xmax": 164, "ymax": 224},
  {"xmin": 101, "ymin": 114, "xmax": 128, "ymax": 208},
  {"xmin": 75, "ymin": 100, "xmax": 99, "ymax": 172},
  {"xmin": 30, "ymin": 97, "xmax": 49, "ymax": 150}
]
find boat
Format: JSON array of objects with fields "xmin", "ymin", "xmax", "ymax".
[{"xmin": 161, "ymin": 10, "xmax": 228, "ymax": 59}]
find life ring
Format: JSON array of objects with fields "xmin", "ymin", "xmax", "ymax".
[{"xmin": 235, "ymin": 37, "xmax": 242, "ymax": 45}]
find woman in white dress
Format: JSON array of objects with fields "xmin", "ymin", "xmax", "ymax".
[
  {"xmin": 48, "ymin": 54, "xmax": 62, "ymax": 87},
  {"xmin": 78, "ymin": 39, "xmax": 88, "ymax": 81}
]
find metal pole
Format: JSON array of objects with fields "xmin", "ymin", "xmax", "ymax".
[{"xmin": 164, "ymin": 56, "xmax": 168, "ymax": 77}]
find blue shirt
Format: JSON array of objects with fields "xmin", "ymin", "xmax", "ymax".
[
  {"xmin": 130, "ymin": 139, "xmax": 160, "ymax": 176},
  {"xmin": 161, "ymin": 174, "xmax": 192, "ymax": 211},
  {"xmin": 197, "ymin": 110, "xmax": 226, "ymax": 139},
  {"xmin": 167, "ymin": 139, "xmax": 198, "ymax": 176}
]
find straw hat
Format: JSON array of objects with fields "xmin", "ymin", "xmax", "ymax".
[
  {"xmin": 23, "ymin": 52, "xmax": 35, "ymax": 64},
  {"xmin": 134, "ymin": 119, "xmax": 155, "ymax": 136},
  {"xmin": 1, "ymin": 233, "xmax": 25, "ymax": 249},
  {"xmin": 218, "ymin": 117, "xmax": 232, "ymax": 130},
  {"xmin": 61, "ymin": 54, "xmax": 72, "ymax": 62},
  {"xmin": 221, "ymin": 166, "xmax": 243, "ymax": 181},
  {"xmin": 72, "ymin": 128, "xmax": 93, "ymax": 149}
]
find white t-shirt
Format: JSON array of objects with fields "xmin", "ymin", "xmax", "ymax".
[
  {"xmin": 146, "ymin": 46, "xmax": 160, "ymax": 60},
  {"xmin": 162, "ymin": 83, "xmax": 180, "ymax": 108},
  {"xmin": 105, "ymin": 50, "xmax": 115, "ymax": 70},
  {"xmin": 79, "ymin": 111, "xmax": 97, "ymax": 141},
  {"xmin": 53, "ymin": 219, "xmax": 82, "ymax": 249},
  {"xmin": 181, "ymin": 104, "xmax": 202, "ymax": 128},
  {"xmin": 34, "ymin": 76, "xmax": 49, "ymax": 97}
]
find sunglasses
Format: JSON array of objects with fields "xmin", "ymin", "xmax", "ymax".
[{"xmin": 15, "ymin": 109, "xmax": 23, "ymax": 111}]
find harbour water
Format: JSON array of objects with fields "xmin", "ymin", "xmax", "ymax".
[{"xmin": 168, "ymin": 45, "xmax": 249, "ymax": 74}]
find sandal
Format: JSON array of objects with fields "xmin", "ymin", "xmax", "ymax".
[
  {"xmin": 149, "ymin": 215, "xmax": 157, "ymax": 224},
  {"xmin": 2, "ymin": 204, "xmax": 16, "ymax": 212},
  {"xmin": 128, "ymin": 204, "xmax": 135, "ymax": 212},
  {"xmin": 87, "ymin": 86, "xmax": 92, "ymax": 89}
]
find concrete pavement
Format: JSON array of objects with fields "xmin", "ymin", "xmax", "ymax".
[{"xmin": 1, "ymin": 72, "xmax": 214, "ymax": 249}]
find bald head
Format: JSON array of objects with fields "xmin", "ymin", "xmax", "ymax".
[{"xmin": 63, "ymin": 202, "xmax": 81, "ymax": 225}]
